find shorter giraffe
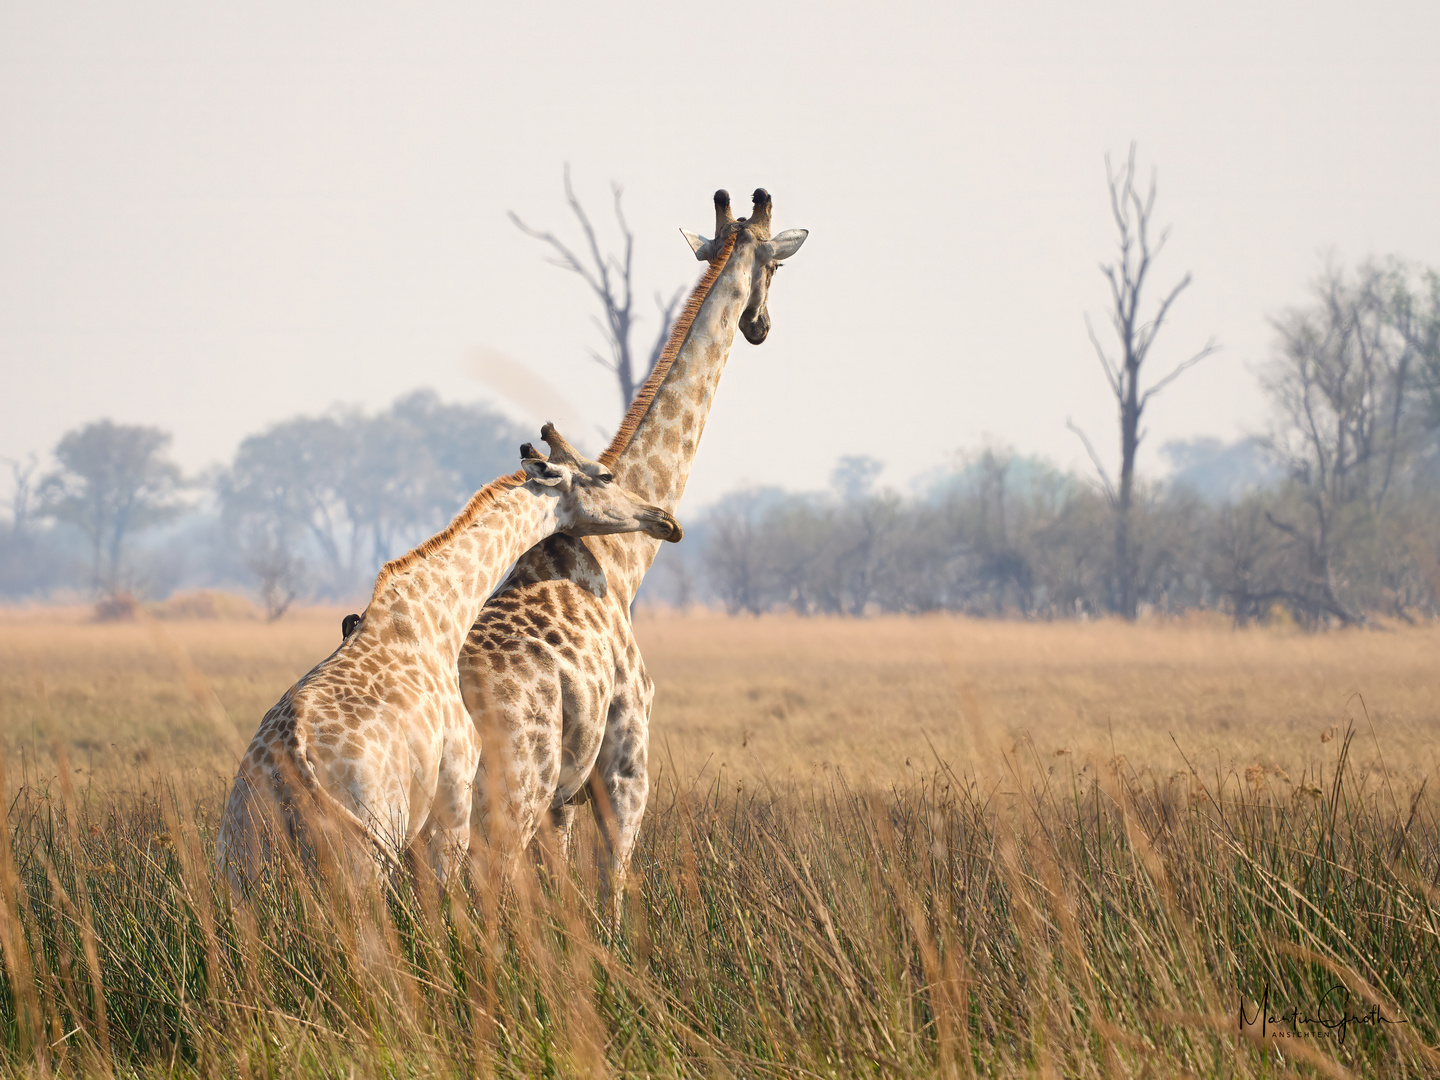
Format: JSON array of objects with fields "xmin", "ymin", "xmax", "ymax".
[{"xmin": 214, "ymin": 427, "xmax": 681, "ymax": 890}]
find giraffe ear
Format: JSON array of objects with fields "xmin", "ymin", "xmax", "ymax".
[
  {"xmin": 680, "ymin": 229, "xmax": 717, "ymax": 262},
  {"xmin": 522, "ymin": 458, "xmax": 566, "ymax": 487},
  {"xmin": 760, "ymin": 229, "xmax": 808, "ymax": 262}
]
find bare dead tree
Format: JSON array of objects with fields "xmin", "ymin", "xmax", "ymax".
[
  {"xmin": 510, "ymin": 166, "xmax": 685, "ymax": 413},
  {"xmin": 244, "ymin": 530, "xmax": 303, "ymax": 622},
  {"xmin": 1073, "ymin": 144, "xmax": 1218, "ymax": 619}
]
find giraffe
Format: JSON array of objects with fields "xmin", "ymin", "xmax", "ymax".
[
  {"xmin": 459, "ymin": 188, "xmax": 807, "ymax": 901},
  {"xmin": 214, "ymin": 426, "xmax": 682, "ymax": 890}
]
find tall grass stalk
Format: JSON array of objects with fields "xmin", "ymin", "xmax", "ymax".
[{"xmin": 0, "ymin": 730, "xmax": 1436, "ymax": 1077}]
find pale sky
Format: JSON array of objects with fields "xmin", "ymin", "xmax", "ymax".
[{"xmin": 2, "ymin": 2, "xmax": 1437, "ymax": 508}]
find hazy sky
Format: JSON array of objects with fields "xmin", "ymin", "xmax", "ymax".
[{"xmin": 3, "ymin": 2, "xmax": 1437, "ymax": 508}]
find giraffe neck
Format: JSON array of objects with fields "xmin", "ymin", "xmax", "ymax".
[
  {"xmin": 494, "ymin": 239, "xmax": 754, "ymax": 607},
  {"xmin": 599, "ymin": 249, "xmax": 753, "ymax": 599},
  {"xmin": 366, "ymin": 483, "xmax": 556, "ymax": 658}
]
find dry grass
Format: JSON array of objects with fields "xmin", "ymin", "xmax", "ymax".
[
  {"xmin": 7, "ymin": 606, "xmax": 1437, "ymax": 786},
  {"xmin": 0, "ymin": 606, "xmax": 352, "ymax": 776},
  {"xmin": 639, "ymin": 610, "xmax": 1440, "ymax": 790},
  {"xmin": 1, "ymin": 603, "xmax": 1439, "ymax": 1076}
]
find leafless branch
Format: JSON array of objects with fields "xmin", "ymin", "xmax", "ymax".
[
  {"xmin": 1066, "ymin": 417, "xmax": 1117, "ymax": 504},
  {"xmin": 1085, "ymin": 314, "xmax": 1122, "ymax": 399},
  {"xmin": 1141, "ymin": 337, "xmax": 1221, "ymax": 406},
  {"xmin": 587, "ymin": 345, "xmax": 614, "ymax": 374},
  {"xmin": 1134, "ymin": 272, "xmax": 1192, "ymax": 363},
  {"xmin": 1263, "ymin": 511, "xmax": 1304, "ymax": 542}
]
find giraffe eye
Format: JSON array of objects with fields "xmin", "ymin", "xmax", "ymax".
[{"xmin": 596, "ymin": 472, "xmax": 614, "ymax": 484}]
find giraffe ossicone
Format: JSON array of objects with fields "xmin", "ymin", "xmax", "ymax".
[
  {"xmin": 214, "ymin": 427, "xmax": 681, "ymax": 891},
  {"xmin": 461, "ymin": 187, "xmax": 808, "ymax": 914}
]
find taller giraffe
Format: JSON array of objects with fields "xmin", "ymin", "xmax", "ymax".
[
  {"xmin": 459, "ymin": 188, "xmax": 807, "ymax": 892},
  {"xmin": 215, "ymin": 427, "xmax": 682, "ymax": 889}
]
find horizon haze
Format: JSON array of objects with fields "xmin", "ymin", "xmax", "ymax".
[{"xmin": 3, "ymin": 1, "xmax": 1438, "ymax": 507}]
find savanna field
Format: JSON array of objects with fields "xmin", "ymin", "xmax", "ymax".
[{"xmin": 2, "ymin": 603, "xmax": 1439, "ymax": 1077}]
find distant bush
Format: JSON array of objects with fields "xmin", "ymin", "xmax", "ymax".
[{"xmin": 149, "ymin": 589, "xmax": 260, "ymax": 621}]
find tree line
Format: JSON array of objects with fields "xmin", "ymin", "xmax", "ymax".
[
  {"xmin": 4, "ymin": 255, "xmax": 1440, "ymax": 626},
  {"xmin": 2, "ymin": 257, "xmax": 1437, "ymax": 626},
  {"xmin": 0, "ymin": 391, "xmax": 529, "ymax": 617}
]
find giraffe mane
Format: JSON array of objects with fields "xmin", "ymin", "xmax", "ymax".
[
  {"xmin": 598, "ymin": 231, "xmax": 739, "ymax": 467},
  {"xmin": 369, "ymin": 469, "xmax": 527, "ymax": 600}
]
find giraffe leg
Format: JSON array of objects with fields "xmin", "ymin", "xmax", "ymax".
[
  {"xmin": 548, "ymin": 802, "xmax": 578, "ymax": 862},
  {"xmin": 517, "ymin": 800, "xmax": 578, "ymax": 892},
  {"xmin": 590, "ymin": 685, "xmax": 651, "ymax": 924},
  {"xmin": 541, "ymin": 659, "xmax": 608, "ymax": 872},
  {"xmin": 472, "ymin": 692, "xmax": 563, "ymax": 874},
  {"xmin": 406, "ymin": 704, "xmax": 479, "ymax": 886}
]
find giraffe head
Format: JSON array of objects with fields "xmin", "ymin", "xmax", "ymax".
[
  {"xmin": 682, "ymin": 187, "xmax": 809, "ymax": 345},
  {"xmin": 521, "ymin": 424, "xmax": 683, "ymax": 542}
]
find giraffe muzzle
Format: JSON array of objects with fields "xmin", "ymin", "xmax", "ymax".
[
  {"xmin": 643, "ymin": 507, "xmax": 684, "ymax": 543},
  {"xmin": 739, "ymin": 307, "xmax": 771, "ymax": 345}
]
